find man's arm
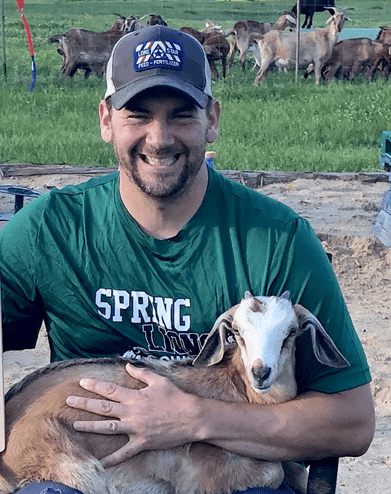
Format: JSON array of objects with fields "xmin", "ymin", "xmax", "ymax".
[{"xmin": 66, "ymin": 363, "xmax": 375, "ymax": 467}]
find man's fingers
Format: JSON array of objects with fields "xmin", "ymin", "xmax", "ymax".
[
  {"xmin": 72, "ymin": 417, "xmax": 128, "ymax": 434},
  {"xmin": 77, "ymin": 377, "xmax": 132, "ymax": 402},
  {"xmin": 66, "ymin": 395, "xmax": 128, "ymax": 418},
  {"xmin": 100, "ymin": 440, "xmax": 142, "ymax": 467},
  {"xmin": 125, "ymin": 363, "xmax": 166, "ymax": 386}
]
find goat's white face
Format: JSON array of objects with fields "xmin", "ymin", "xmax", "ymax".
[{"xmin": 232, "ymin": 294, "xmax": 299, "ymax": 393}]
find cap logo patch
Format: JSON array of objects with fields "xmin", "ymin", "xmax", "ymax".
[{"xmin": 134, "ymin": 40, "xmax": 183, "ymax": 71}]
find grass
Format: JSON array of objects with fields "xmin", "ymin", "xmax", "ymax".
[{"xmin": 0, "ymin": 0, "xmax": 391, "ymax": 172}]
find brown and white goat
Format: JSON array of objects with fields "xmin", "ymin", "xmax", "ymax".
[
  {"xmin": 252, "ymin": 8, "xmax": 351, "ymax": 85},
  {"xmin": 226, "ymin": 12, "xmax": 297, "ymax": 70},
  {"xmin": 0, "ymin": 292, "xmax": 349, "ymax": 494}
]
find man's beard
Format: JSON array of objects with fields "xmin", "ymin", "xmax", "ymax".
[{"xmin": 114, "ymin": 139, "xmax": 207, "ymax": 201}]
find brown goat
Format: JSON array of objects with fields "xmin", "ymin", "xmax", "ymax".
[
  {"xmin": 0, "ymin": 293, "xmax": 348, "ymax": 494},
  {"xmin": 48, "ymin": 16, "xmax": 133, "ymax": 78},
  {"xmin": 202, "ymin": 34, "xmax": 230, "ymax": 80},
  {"xmin": 226, "ymin": 12, "xmax": 297, "ymax": 70}
]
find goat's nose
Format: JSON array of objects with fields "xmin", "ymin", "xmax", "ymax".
[{"xmin": 252, "ymin": 360, "xmax": 272, "ymax": 382}]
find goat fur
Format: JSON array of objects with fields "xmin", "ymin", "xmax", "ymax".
[{"xmin": 0, "ymin": 292, "xmax": 349, "ymax": 494}]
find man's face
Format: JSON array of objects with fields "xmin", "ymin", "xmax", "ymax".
[{"xmin": 100, "ymin": 88, "xmax": 220, "ymax": 201}]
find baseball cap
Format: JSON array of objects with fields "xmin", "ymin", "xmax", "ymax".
[{"xmin": 105, "ymin": 25, "xmax": 213, "ymax": 110}]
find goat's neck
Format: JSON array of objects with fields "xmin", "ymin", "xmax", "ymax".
[{"xmin": 327, "ymin": 21, "xmax": 341, "ymax": 43}]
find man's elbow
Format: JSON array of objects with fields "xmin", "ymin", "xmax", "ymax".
[{"xmin": 345, "ymin": 385, "xmax": 376, "ymax": 457}]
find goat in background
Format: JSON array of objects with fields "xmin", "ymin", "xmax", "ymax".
[
  {"xmin": 251, "ymin": 8, "xmax": 351, "ymax": 85},
  {"xmin": 0, "ymin": 292, "xmax": 349, "ymax": 494}
]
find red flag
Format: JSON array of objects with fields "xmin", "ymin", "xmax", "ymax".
[{"xmin": 15, "ymin": 0, "xmax": 36, "ymax": 91}]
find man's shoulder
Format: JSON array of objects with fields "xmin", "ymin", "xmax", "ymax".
[
  {"xmin": 52, "ymin": 172, "xmax": 118, "ymax": 199},
  {"xmin": 211, "ymin": 169, "xmax": 300, "ymax": 224}
]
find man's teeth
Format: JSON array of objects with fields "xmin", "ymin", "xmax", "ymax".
[{"xmin": 142, "ymin": 155, "xmax": 178, "ymax": 165}]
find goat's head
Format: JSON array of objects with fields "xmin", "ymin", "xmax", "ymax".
[
  {"xmin": 194, "ymin": 291, "xmax": 349, "ymax": 394},
  {"xmin": 326, "ymin": 8, "xmax": 352, "ymax": 32},
  {"xmin": 124, "ymin": 16, "xmax": 142, "ymax": 33},
  {"xmin": 279, "ymin": 11, "xmax": 297, "ymax": 29}
]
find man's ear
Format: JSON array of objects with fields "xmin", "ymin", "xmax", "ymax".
[
  {"xmin": 206, "ymin": 99, "xmax": 221, "ymax": 144},
  {"xmin": 99, "ymin": 99, "xmax": 113, "ymax": 144}
]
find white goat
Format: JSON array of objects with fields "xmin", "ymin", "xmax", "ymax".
[
  {"xmin": 252, "ymin": 8, "xmax": 351, "ymax": 85},
  {"xmin": 0, "ymin": 292, "xmax": 349, "ymax": 494}
]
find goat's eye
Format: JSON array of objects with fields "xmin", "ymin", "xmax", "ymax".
[{"xmin": 288, "ymin": 328, "xmax": 297, "ymax": 337}]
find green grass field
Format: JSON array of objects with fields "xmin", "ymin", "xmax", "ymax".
[{"xmin": 0, "ymin": 0, "xmax": 391, "ymax": 171}]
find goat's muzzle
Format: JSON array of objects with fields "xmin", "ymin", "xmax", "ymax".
[{"xmin": 251, "ymin": 359, "xmax": 272, "ymax": 392}]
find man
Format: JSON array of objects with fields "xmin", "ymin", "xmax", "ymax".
[{"xmin": 0, "ymin": 26, "xmax": 374, "ymax": 494}]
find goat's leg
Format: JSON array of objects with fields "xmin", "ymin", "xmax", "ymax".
[
  {"xmin": 324, "ymin": 63, "xmax": 341, "ymax": 82},
  {"xmin": 348, "ymin": 65, "xmax": 358, "ymax": 82},
  {"xmin": 227, "ymin": 37, "xmax": 237, "ymax": 69},
  {"xmin": 314, "ymin": 64, "xmax": 322, "ymax": 85},
  {"xmin": 236, "ymin": 40, "xmax": 249, "ymax": 70},
  {"xmin": 254, "ymin": 60, "xmax": 271, "ymax": 84},
  {"xmin": 222, "ymin": 57, "xmax": 227, "ymax": 78},
  {"xmin": 208, "ymin": 60, "xmax": 220, "ymax": 80},
  {"xmin": 238, "ymin": 50, "xmax": 247, "ymax": 70}
]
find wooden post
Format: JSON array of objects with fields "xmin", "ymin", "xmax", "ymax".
[
  {"xmin": 1, "ymin": 0, "xmax": 6, "ymax": 80},
  {"xmin": 0, "ymin": 275, "xmax": 5, "ymax": 452},
  {"xmin": 295, "ymin": 0, "xmax": 300, "ymax": 82}
]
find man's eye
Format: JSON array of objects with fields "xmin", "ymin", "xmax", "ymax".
[{"xmin": 127, "ymin": 114, "xmax": 150, "ymax": 123}]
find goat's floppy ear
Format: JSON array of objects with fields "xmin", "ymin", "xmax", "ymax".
[
  {"xmin": 294, "ymin": 305, "xmax": 350, "ymax": 368},
  {"xmin": 193, "ymin": 306, "xmax": 238, "ymax": 367}
]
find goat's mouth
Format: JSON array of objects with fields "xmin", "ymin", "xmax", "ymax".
[{"xmin": 252, "ymin": 381, "xmax": 273, "ymax": 394}]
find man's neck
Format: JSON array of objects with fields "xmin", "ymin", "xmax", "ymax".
[{"xmin": 118, "ymin": 166, "xmax": 209, "ymax": 240}]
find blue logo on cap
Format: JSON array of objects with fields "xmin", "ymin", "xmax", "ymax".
[{"xmin": 134, "ymin": 40, "xmax": 183, "ymax": 71}]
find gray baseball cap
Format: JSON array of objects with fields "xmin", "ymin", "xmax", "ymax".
[{"xmin": 105, "ymin": 25, "xmax": 213, "ymax": 110}]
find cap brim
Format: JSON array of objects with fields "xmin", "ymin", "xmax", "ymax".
[{"xmin": 110, "ymin": 75, "xmax": 210, "ymax": 110}]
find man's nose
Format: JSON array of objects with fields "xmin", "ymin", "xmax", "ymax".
[{"xmin": 145, "ymin": 119, "xmax": 176, "ymax": 148}]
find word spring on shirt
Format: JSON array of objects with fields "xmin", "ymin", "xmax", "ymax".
[{"xmin": 95, "ymin": 288, "xmax": 193, "ymax": 331}]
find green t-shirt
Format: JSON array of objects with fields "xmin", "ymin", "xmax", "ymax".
[{"xmin": 0, "ymin": 169, "xmax": 371, "ymax": 394}]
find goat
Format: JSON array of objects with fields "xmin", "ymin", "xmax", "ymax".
[
  {"xmin": 226, "ymin": 11, "xmax": 297, "ymax": 70},
  {"xmin": 202, "ymin": 33, "xmax": 230, "ymax": 80},
  {"xmin": 375, "ymin": 25, "xmax": 391, "ymax": 45},
  {"xmin": 291, "ymin": 0, "xmax": 336, "ymax": 29},
  {"xmin": 179, "ymin": 22, "xmax": 228, "ymax": 80},
  {"xmin": 372, "ymin": 26, "xmax": 391, "ymax": 77},
  {"xmin": 48, "ymin": 14, "xmax": 167, "ymax": 79},
  {"xmin": 304, "ymin": 28, "xmax": 391, "ymax": 82},
  {"xmin": 252, "ymin": 8, "xmax": 351, "ymax": 86},
  {"xmin": 179, "ymin": 19, "xmax": 223, "ymax": 44},
  {"xmin": 320, "ymin": 38, "xmax": 387, "ymax": 82},
  {"xmin": 48, "ymin": 16, "xmax": 133, "ymax": 78},
  {"xmin": 0, "ymin": 292, "xmax": 349, "ymax": 494},
  {"xmin": 145, "ymin": 14, "xmax": 167, "ymax": 26},
  {"xmin": 371, "ymin": 43, "xmax": 391, "ymax": 79}
]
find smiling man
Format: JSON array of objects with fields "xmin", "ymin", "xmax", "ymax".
[{"xmin": 0, "ymin": 26, "xmax": 374, "ymax": 494}]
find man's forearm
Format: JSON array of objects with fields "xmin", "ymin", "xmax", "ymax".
[
  {"xmin": 68, "ymin": 366, "xmax": 375, "ymax": 468},
  {"xmin": 193, "ymin": 384, "xmax": 375, "ymax": 462}
]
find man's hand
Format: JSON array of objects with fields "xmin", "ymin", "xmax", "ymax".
[{"xmin": 66, "ymin": 364, "xmax": 199, "ymax": 467}]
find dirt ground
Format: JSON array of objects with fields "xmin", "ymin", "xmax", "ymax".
[{"xmin": 1, "ymin": 171, "xmax": 390, "ymax": 493}]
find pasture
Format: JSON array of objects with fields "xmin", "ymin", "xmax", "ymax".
[{"xmin": 0, "ymin": 0, "xmax": 391, "ymax": 172}]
